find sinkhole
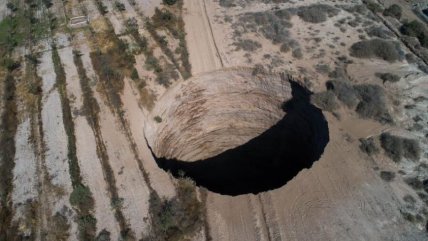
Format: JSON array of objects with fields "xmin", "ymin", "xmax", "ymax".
[{"xmin": 145, "ymin": 68, "xmax": 329, "ymax": 195}]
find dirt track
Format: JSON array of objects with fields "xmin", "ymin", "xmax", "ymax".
[{"xmin": 183, "ymin": 0, "xmax": 223, "ymax": 75}]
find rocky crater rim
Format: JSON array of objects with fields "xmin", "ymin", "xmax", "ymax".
[{"xmin": 144, "ymin": 68, "xmax": 293, "ymax": 162}]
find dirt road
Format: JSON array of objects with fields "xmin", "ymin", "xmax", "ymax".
[{"xmin": 183, "ymin": 0, "xmax": 223, "ymax": 75}]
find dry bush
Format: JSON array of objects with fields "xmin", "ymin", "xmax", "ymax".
[
  {"xmin": 380, "ymin": 171, "xmax": 395, "ymax": 182},
  {"xmin": 359, "ymin": 137, "xmax": 379, "ymax": 155},
  {"xmin": 326, "ymin": 80, "xmax": 359, "ymax": 108},
  {"xmin": 237, "ymin": 11, "xmax": 292, "ymax": 44},
  {"xmin": 383, "ymin": 4, "xmax": 402, "ymax": 19},
  {"xmin": 366, "ymin": 26, "xmax": 394, "ymax": 39},
  {"xmin": 380, "ymin": 133, "xmax": 421, "ymax": 162},
  {"xmin": 400, "ymin": 20, "xmax": 428, "ymax": 48},
  {"xmin": 297, "ymin": 4, "xmax": 339, "ymax": 23},
  {"xmin": 350, "ymin": 39, "xmax": 402, "ymax": 62},
  {"xmin": 233, "ymin": 39, "xmax": 261, "ymax": 51},
  {"xmin": 353, "ymin": 84, "xmax": 392, "ymax": 123},
  {"xmin": 142, "ymin": 178, "xmax": 204, "ymax": 241},
  {"xmin": 311, "ymin": 91, "xmax": 338, "ymax": 112},
  {"xmin": 292, "ymin": 48, "xmax": 303, "ymax": 59},
  {"xmin": 376, "ymin": 72, "xmax": 400, "ymax": 83}
]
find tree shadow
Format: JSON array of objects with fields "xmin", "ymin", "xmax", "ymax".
[{"xmin": 150, "ymin": 79, "xmax": 329, "ymax": 196}]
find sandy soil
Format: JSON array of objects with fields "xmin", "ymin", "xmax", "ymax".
[
  {"xmin": 39, "ymin": 49, "xmax": 78, "ymax": 240},
  {"xmin": 0, "ymin": 1, "xmax": 8, "ymax": 22},
  {"xmin": 183, "ymin": 1, "xmax": 428, "ymax": 240},
  {"xmin": 59, "ymin": 44, "xmax": 121, "ymax": 239},
  {"xmin": 11, "ymin": 118, "xmax": 38, "ymax": 218},
  {"xmin": 183, "ymin": 0, "xmax": 223, "ymax": 75},
  {"xmin": 121, "ymin": 78, "xmax": 176, "ymax": 198}
]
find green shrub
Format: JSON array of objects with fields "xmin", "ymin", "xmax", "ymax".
[
  {"xmin": 70, "ymin": 184, "xmax": 94, "ymax": 211},
  {"xmin": 163, "ymin": 0, "xmax": 177, "ymax": 5},
  {"xmin": 142, "ymin": 178, "xmax": 204, "ymax": 241},
  {"xmin": 400, "ymin": 20, "xmax": 428, "ymax": 48},
  {"xmin": 350, "ymin": 39, "xmax": 402, "ymax": 62},
  {"xmin": 383, "ymin": 4, "xmax": 402, "ymax": 19},
  {"xmin": 131, "ymin": 68, "xmax": 139, "ymax": 80},
  {"xmin": 154, "ymin": 116, "xmax": 162, "ymax": 123},
  {"xmin": 6, "ymin": 2, "xmax": 18, "ymax": 12}
]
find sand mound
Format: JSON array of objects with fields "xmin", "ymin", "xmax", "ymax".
[{"xmin": 144, "ymin": 68, "xmax": 293, "ymax": 162}]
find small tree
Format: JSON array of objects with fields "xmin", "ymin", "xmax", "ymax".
[
  {"xmin": 163, "ymin": 0, "xmax": 177, "ymax": 5},
  {"xmin": 383, "ymin": 4, "xmax": 402, "ymax": 19}
]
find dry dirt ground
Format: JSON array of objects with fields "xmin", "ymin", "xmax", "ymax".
[{"xmin": 1, "ymin": 0, "xmax": 427, "ymax": 240}]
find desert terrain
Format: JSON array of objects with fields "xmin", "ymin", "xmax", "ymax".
[{"xmin": 0, "ymin": 0, "xmax": 427, "ymax": 241}]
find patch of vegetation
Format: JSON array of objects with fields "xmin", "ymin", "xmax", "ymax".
[
  {"xmin": 90, "ymin": 33, "xmax": 135, "ymax": 110},
  {"xmin": 163, "ymin": 0, "xmax": 177, "ymax": 5},
  {"xmin": 49, "ymin": 211, "xmax": 71, "ymax": 240},
  {"xmin": 297, "ymin": 4, "xmax": 340, "ymax": 23},
  {"xmin": 96, "ymin": 229, "xmax": 111, "ymax": 241},
  {"xmin": 219, "ymin": 0, "xmax": 236, "ymax": 7},
  {"xmin": 353, "ymin": 84, "xmax": 392, "ymax": 123},
  {"xmin": 114, "ymin": 1, "xmax": 126, "ymax": 11},
  {"xmin": 400, "ymin": 20, "xmax": 428, "ymax": 48},
  {"xmin": 326, "ymin": 80, "xmax": 360, "ymax": 108},
  {"xmin": 383, "ymin": 4, "xmax": 402, "ymax": 19},
  {"xmin": 350, "ymin": 39, "xmax": 402, "ymax": 62},
  {"xmin": 237, "ymin": 10, "xmax": 292, "ymax": 45},
  {"xmin": 95, "ymin": 0, "xmax": 108, "ymax": 15},
  {"xmin": 292, "ymin": 48, "xmax": 303, "ymax": 59},
  {"xmin": 0, "ymin": 74, "xmax": 18, "ymax": 240},
  {"xmin": 404, "ymin": 177, "xmax": 423, "ymax": 190},
  {"xmin": 6, "ymin": 2, "xmax": 18, "ymax": 12},
  {"xmin": 52, "ymin": 46, "xmax": 96, "ymax": 240},
  {"xmin": 326, "ymin": 81, "xmax": 392, "ymax": 123},
  {"xmin": 142, "ymin": 178, "xmax": 204, "ymax": 241},
  {"xmin": 233, "ymin": 39, "xmax": 261, "ymax": 51},
  {"xmin": 149, "ymin": 4, "xmax": 192, "ymax": 79},
  {"xmin": 380, "ymin": 133, "xmax": 421, "ymax": 162},
  {"xmin": 363, "ymin": 0, "xmax": 382, "ymax": 13},
  {"xmin": 376, "ymin": 72, "xmax": 400, "ymax": 83},
  {"xmin": 366, "ymin": 26, "xmax": 394, "ymax": 39},
  {"xmin": 380, "ymin": 171, "xmax": 395, "ymax": 182},
  {"xmin": 359, "ymin": 137, "xmax": 379, "ymax": 155},
  {"xmin": 74, "ymin": 51, "xmax": 131, "ymax": 238},
  {"xmin": 311, "ymin": 91, "xmax": 338, "ymax": 112},
  {"xmin": 154, "ymin": 116, "xmax": 163, "ymax": 123}
]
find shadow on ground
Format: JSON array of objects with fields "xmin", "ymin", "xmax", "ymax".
[{"xmin": 150, "ymin": 80, "xmax": 329, "ymax": 196}]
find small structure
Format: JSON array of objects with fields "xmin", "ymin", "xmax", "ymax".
[{"xmin": 69, "ymin": 16, "xmax": 89, "ymax": 28}]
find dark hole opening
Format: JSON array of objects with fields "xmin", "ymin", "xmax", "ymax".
[{"xmin": 149, "ymin": 80, "xmax": 330, "ymax": 196}]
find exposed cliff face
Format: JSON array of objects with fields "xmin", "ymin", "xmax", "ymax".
[{"xmin": 145, "ymin": 68, "xmax": 293, "ymax": 162}]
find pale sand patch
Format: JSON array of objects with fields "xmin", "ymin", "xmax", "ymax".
[
  {"xmin": 38, "ymin": 50, "xmax": 78, "ymax": 241},
  {"xmin": 93, "ymin": 88, "xmax": 150, "ymax": 239},
  {"xmin": 12, "ymin": 118, "xmax": 38, "ymax": 217},
  {"xmin": 121, "ymin": 78, "xmax": 176, "ymax": 198}
]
